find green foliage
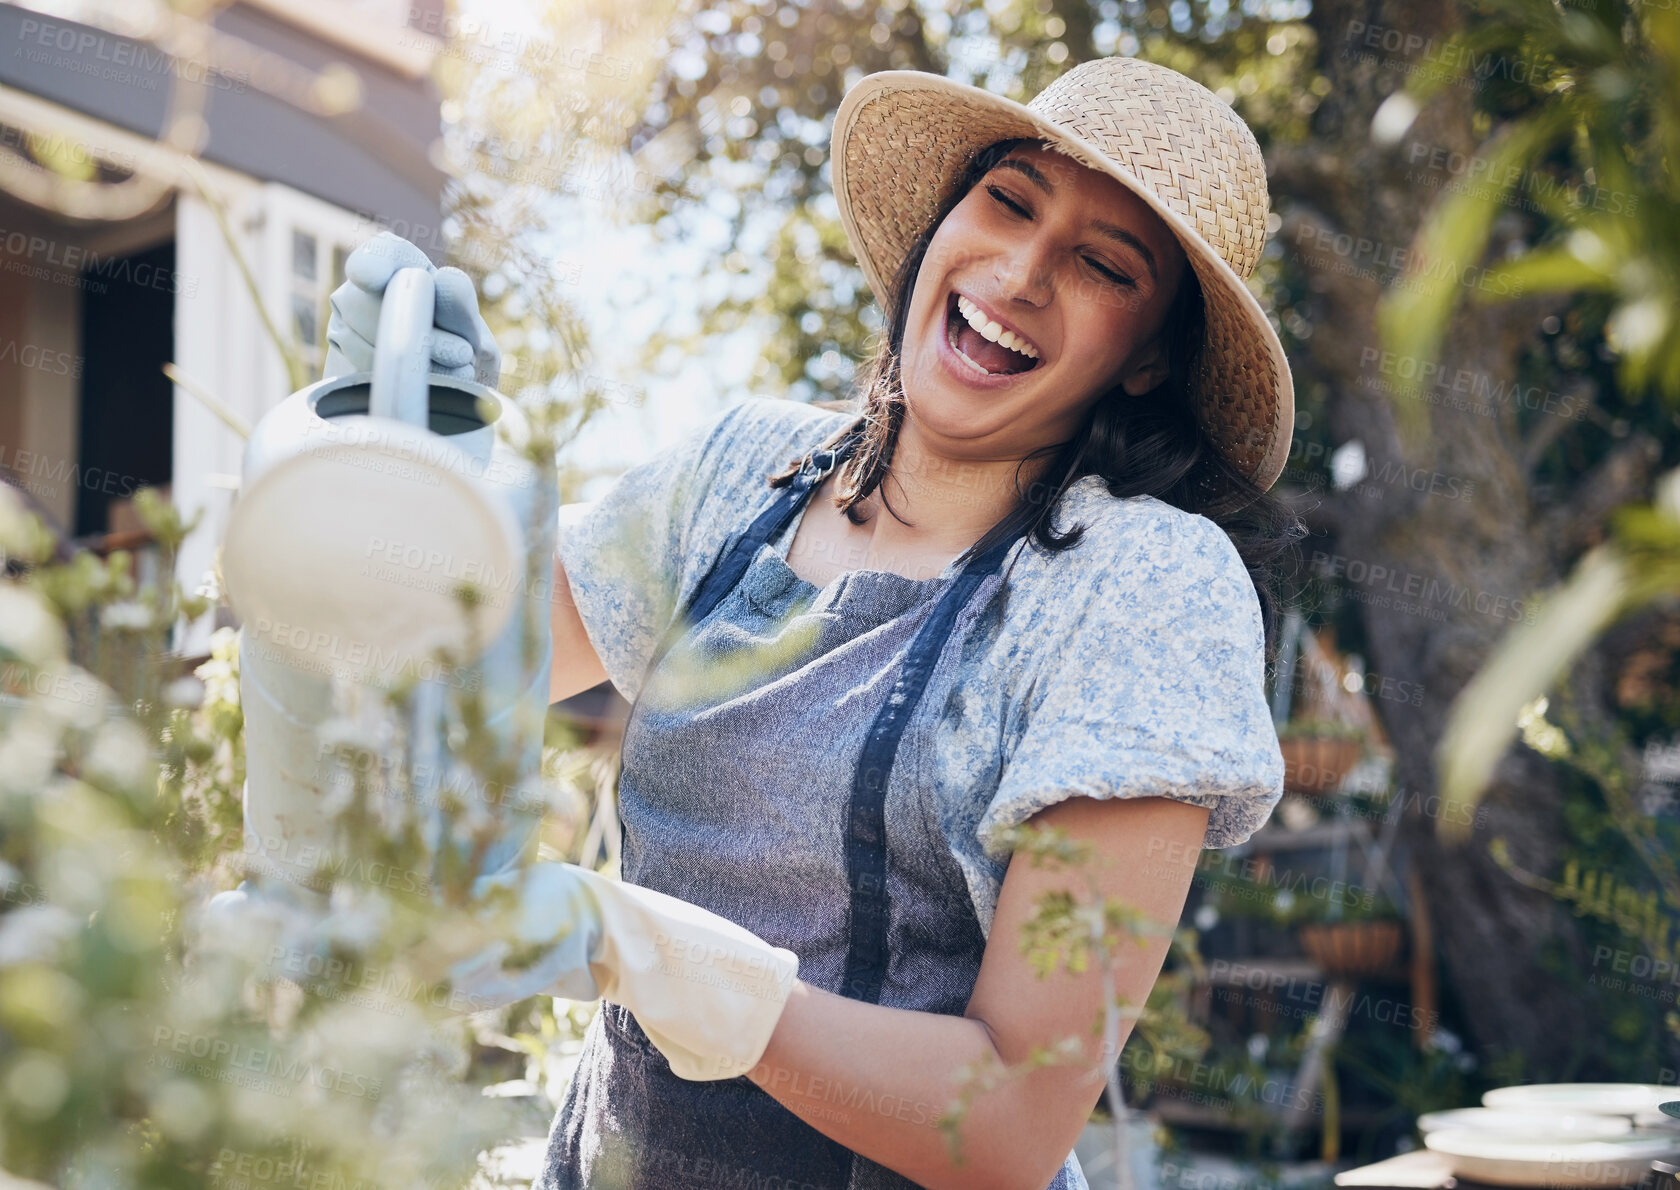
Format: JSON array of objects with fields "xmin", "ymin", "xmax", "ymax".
[
  {"xmin": 1202, "ymin": 863, "xmax": 1400, "ymax": 929},
  {"xmin": 1380, "ymin": 0, "xmax": 1680, "ymax": 403},
  {"xmin": 931, "ymin": 822, "xmax": 1209, "ymax": 1168},
  {"xmin": 1336, "ymin": 1027, "xmax": 1480, "ymax": 1146},
  {"xmin": 1478, "ymin": 680, "xmax": 1680, "ymax": 1070},
  {"xmin": 0, "ymin": 460, "xmax": 607, "ymax": 1186}
]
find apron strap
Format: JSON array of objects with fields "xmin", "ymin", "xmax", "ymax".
[
  {"xmin": 645, "ymin": 437, "xmax": 848, "ymax": 675},
  {"xmin": 840, "ymin": 526, "xmax": 1025, "ymax": 1003}
]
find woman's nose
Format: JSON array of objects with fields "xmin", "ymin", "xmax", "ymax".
[{"xmin": 993, "ymin": 239, "xmax": 1053, "ymax": 307}]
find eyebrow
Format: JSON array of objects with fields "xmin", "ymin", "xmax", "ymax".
[{"xmin": 995, "ymin": 156, "xmax": 1160, "ymax": 282}]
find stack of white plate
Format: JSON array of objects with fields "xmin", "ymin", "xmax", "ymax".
[{"xmin": 1419, "ymin": 1085, "xmax": 1680, "ymax": 1187}]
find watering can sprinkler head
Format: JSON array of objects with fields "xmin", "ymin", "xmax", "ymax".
[{"xmin": 221, "ymin": 268, "xmax": 524, "ymax": 683}]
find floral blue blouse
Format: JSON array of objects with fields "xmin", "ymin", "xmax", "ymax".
[{"xmin": 557, "ymin": 396, "xmax": 1285, "ymax": 935}]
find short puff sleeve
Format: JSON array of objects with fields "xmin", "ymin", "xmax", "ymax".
[
  {"xmin": 978, "ymin": 511, "xmax": 1284, "ymax": 856},
  {"xmin": 556, "ymin": 397, "xmax": 848, "ymax": 705},
  {"xmin": 556, "ymin": 403, "xmax": 744, "ymax": 704}
]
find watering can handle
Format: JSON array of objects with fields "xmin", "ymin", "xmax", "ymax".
[{"xmin": 369, "ymin": 266, "xmax": 436, "ymax": 428}]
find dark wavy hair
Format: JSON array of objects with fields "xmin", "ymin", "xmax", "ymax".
[{"xmin": 769, "ymin": 138, "xmax": 1304, "ymax": 661}]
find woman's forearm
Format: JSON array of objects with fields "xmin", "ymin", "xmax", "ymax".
[{"xmin": 745, "ymin": 979, "xmax": 1101, "ymax": 1190}]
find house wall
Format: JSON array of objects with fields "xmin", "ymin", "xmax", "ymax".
[
  {"xmin": 0, "ymin": 2, "xmax": 445, "ymax": 255},
  {"xmin": 22, "ymin": 256, "xmax": 81, "ymax": 532},
  {"xmin": 0, "ymin": 194, "xmax": 110, "ymax": 533},
  {"xmin": 0, "ymin": 267, "xmax": 80, "ymax": 533}
]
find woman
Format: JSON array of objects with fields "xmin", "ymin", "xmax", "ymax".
[{"xmin": 331, "ymin": 55, "xmax": 1297, "ymax": 1190}]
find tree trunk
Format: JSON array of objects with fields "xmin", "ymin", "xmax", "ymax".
[{"xmin": 1275, "ymin": 0, "xmax": 1670, "ymax": 1076}]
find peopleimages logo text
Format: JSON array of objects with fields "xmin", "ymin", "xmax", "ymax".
[
  {"xmin": 16, "ymin": 18, "xmax": 247, "ymax": 94},
  {"xmin": 0, "ymin": 228, "xmax": 197, "ymax": 296}
]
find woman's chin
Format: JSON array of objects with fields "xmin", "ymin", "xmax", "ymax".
[{"xmin": 902, "ymin": 384, "xmax": 1010, "ymax": 443}]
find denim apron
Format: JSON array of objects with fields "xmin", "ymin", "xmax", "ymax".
[{"xmin": 537, "ymin": 433, "xmax": 1084, "ymax": 1190}]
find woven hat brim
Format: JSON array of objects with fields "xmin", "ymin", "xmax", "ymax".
[{"xmin": 831, "ymin": 70, "xmax": 1294, "ymax": 495}]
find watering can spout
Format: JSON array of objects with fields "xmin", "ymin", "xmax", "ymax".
[{"xmin": 219, "ymin": 268, "xmax": 556, "ymax": 894}]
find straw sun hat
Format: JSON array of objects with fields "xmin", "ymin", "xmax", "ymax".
[{"xmin": 830, "ymin": 56, "xmax": 1294, "ymax": 497}]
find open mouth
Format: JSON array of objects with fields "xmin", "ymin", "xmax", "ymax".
[{"xmin": 944, "ymin": 291, "xmax": 1041, "ymax": 378}]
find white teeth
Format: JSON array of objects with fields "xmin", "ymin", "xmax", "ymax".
[{"xmin": 954, "ymin": 295, "xmax": 1040, "ymax": 359}]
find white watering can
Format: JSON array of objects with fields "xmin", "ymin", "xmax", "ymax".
[{"xmin": 220, "ymin": 269, "xmax": 555, "ymax": 893}]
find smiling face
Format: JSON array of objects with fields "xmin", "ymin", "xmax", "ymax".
[{"xmin": 897, "ymin": 142, "xmax": 1190, "ymax": 456}]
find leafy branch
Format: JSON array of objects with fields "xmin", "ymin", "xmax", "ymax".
[{"xmin": 935, "ymin": 821, "xmax": 1202, "ymax": 1188}]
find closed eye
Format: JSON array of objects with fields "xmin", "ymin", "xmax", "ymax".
[
  {"xmin": 1086, "ymin": 257, "xmax": 1134, "ymax": 286},
  {"xmin": 987, "ymin": 186, "xmax": 1136, "ymax": 287},
  {"xmin": 987, "ymin": 185, "xmax": 1029, "ymax": 217}
]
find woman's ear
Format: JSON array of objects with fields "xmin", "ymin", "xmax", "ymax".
[{"xmin": 1118, "ymin": 336, "xmax": 1172, "ymax": 396}]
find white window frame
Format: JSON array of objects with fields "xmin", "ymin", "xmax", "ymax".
[{"xmin": 254, "ymin": 183, "xmax": 370, "ymax": 389}]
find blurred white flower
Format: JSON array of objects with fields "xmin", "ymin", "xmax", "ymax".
[
  {"xmin": 323, "ymin": 887, "xmax": 391, "ymax": 954},
  {"xmin": 310, "ymin": 994, "xmax": 417, "ymax": 1063},
  {"xmin": 0, "ymin": 486, "xmax": 51, "ymax": 565},
  {"xmin": 1273, "ymin": 889, "xmax": 1296, "ymax": 916},
  {"xmin": 0, "ymin": 904, "xmax": 80, "ymax": 966},
  {"xmin": 192, "ymin": 566, "xmax": 222, "ymax": 605},
  {"xmin": 162, "ymin": 675, "xmax": 205, "ymax": 709},
  {"xmin": 39, "ymin": 843, "xmax": 107, "ymax": 914},
  {"xmin": 99, "ymin": 601, "xmax": 152, "ymax": 632},
  {"xmin": 0, "ymin": 484, "xmax": 31, "ymax": 550},
  {"xmin": 83, "ymin": 719, "xmax": 153, "ymax": 788},
  {"xmin": 192, "ymin": 883, "xmax": 323, "ymax": 969},
  {"xmin": 194, "ymin": 627, "xmax": 242, "ymax": 705},
  {"xmin": 150, "ymin": 1079, "xmax": 214, "ymax": 1143},
  {"xmin": 0, "ymin": 585, "xmax": 67, "ymax": 667},
  {"xmin": 0, "ymin": 710, "xmax": 58, "ymax": 795},
  {"xmin": 1193, "ymin": 904, "xmax": 1219, "ymax": 932},
  {"xmin": 30, "ymin": 662, "xmax": 109, "ymax": 731}
]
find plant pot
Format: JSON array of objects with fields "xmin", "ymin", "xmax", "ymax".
[
  {"xmin": 1298, "ymin": 919, "xmax": 1404, "ymax": 978},
  {"xmin": 1278, "ymin": 734, "xmax": 1364, "ymax": 795}
]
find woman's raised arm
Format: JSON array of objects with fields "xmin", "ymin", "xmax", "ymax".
[{"xmin": 548, "ymin": 544, "xmax": 609, "ymax": 704}]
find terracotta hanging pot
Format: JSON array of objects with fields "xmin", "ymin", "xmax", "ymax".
[
  {"xmin": 1298, "ymin": 919, "xmax": 1405, "ymax": 978},
  {"xmin": 1278, "ymin": 733, "xmax": 1364, "ymax": 795}
]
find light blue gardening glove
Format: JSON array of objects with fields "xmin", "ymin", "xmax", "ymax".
[
  {"xmin": 195, "ymin": 865, "xmax": 801, "ymax": 1082},
  {"xmin": 324, "ymin": 231, "xmax": 501, "ymax": 388},
  {"xmin": 447, "ymin": 862, "xmax": 801, "ymax": 1082}
]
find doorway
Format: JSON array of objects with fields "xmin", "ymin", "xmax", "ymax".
[{"xmin": 75, "ymin": 240, "xmax": 175, "ymax": 537}]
